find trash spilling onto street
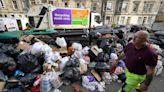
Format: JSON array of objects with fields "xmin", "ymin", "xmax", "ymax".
[{"xmin": 0, "ymin": 31, "xmax": 163, "ymax": 92}]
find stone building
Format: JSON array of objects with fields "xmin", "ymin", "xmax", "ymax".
[
  {"xmin": 155, "ymin": 0, "xmax": 164, "ymax": 22},
  {"xmin": 103, "ymin": 0, "xmax": 162, "ymax": 28},
  {"xmin": 0, "ymin": 0, "xmax": 29, "ymax": 18},
  {"xmin": 29, "ymin": 0, "xmax": 92, "ymax": 9}
]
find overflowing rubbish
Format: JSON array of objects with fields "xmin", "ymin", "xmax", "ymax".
[{"xmin": 0, "ymin": 33, "xmax": 163, "ymax": 92}]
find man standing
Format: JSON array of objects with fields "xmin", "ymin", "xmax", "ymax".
[{"xmin": 119, "ymin": 31, "xmax": 157, "ymax": 92}]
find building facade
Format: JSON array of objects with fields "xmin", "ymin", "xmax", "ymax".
[
  {"xmin": 91, "ymin": 0, "xmax": 102, "ymax": 14},
  {"xmin": 0, "ymin": 0, "xmax": 94, "ymax": 18},
  {"xmin": 104, "ymin": 0, "xmax": 162, "ymax": 28},
  {"xmin": 28, "ymin": 0, "xmax": 92, "ymax": 9},
  {"xmin": 155, "ymin": 0, "xmax": 164, "ymax": 22},
  {"xmin": 0, "ymin": 0, "xmax": 29, "ymax": 18}
]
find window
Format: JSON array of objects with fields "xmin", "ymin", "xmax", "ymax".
[
  {"xmin": 22, "ymin": 0, "xmax": 28, "ymax": 9},
  {"xmin": 31, "ymin": 0, "xmax": 36, "ymax": 5},
  {"xmin": 95, "ymin": 16, "xmax": 101, "ymax": 24},
  {"xmin": 120, "ymin": 16, "xmax": 125, "ymax": 24},
  {"xmin": 118, "ymin": 3, "xmax": 122, "ymax": 12},
  {"xmin": 0, "ymin": 14, "xmax": 2, "ymax": 17},
  {"xmin": 127, "ymin": 17, "xmax": 131, "ymax": 24},
  {"xmin": 49, "ymin": 0, "xmax": 53, "ymax": 5},
  {"xmin": 106, "ymin": 16, "xmax": 110, "ymax": 24},
  {"xmin": 92, "ymin": 3, "xmax": 97, "ymax": 10},
  {"xmin": 64, "ymin": 2, "xmax": 68, "ymax": 7},
  {"xmin": 160, "ymin": 1, "xmax": 164, "ymax": 7},
  {"xmin": 12, "ymin": 0, "xmax": 18, "ymax": 9},
  {"xmin": 76, "ymin": 3, "xmax": 80, "ymax": 8},
  {"xmin": 137, "ymin": 17, "xmax": 142, "ymax": 24},
  {"xmin": 4, "ymin": 14, "xmax": 7, "ymax": 17},
  {"xmin": 42, "ymin": 0, "xmax": 47, "ymax": 3},
  {"xmin": 106, "ymin": 2, "xmax": 112, "ymax": 11},
  {"xmin": 147, "ymin": 16, "xmax": 152, "ymax": 23},
  {"xmin": 159, "ymin": 1, "xmax": 164, "ymax": 13},
  {"xmin": 132, "ymin": 1, "xmax": 140, "ymax": 12},
  {"xmin": 76, "ymin": 2, "xmax": 84, "ymax": 8},
  {"xmin": 143, "ymin": 17, "xmax": 147, "ymax": 24},
  {"xmin": 143, "ymin": 1, "xmax": 154, "ymax": 13},
  {"xmin": 122, "ymin": 2, "xmax": 128, "ymax": 12},
  {"xmin": 19, "ymin": 15, "xmax": 22, "ymax": 17},
  {"xmin": 0, "ymin": 0, "xmax": 5, "ymax": 8},
  {"xmin": 11, "ymin": 15, "xmax": 15, "ymax": 17}
]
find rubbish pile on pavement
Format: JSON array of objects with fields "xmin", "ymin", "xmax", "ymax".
[{"xmin": 0, "ymin": 33, "xmax": 163, "ymax": 92}]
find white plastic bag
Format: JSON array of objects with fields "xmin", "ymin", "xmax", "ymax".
[
  {"xmin": 55, "ymin": 37, "xmax": 67, "ymax": 47},
  {"xmin": 53, "ymin": 89, "xmax": 61, "ymax": 92},
  {"xmin": 45, "ymin": 51, "xmax": 61, "ymax": 63},
  {"xmin": 59, "ymin": 57, "xmax": 69, "ymax": 72},
  {"xmin": 30, "ymin": 42, "xmax": 52, "ymax": 55},
  {"xmin": 82, "ymin": 76, "xmax": 97, "ymax": 91},
  {"xmin": 72, "ymin": 42, "xmax": 82, "ymax": 51},
  {"xmin": 72, "ymin": 51, "xmax": 83, "ymax": 59},
  {"xmin": 155, "ymin": 60, "xmax": 163, "ymax": 76},
  {"xmin": 82, "ymin": 46, "xmax": 90, "ymax": 55}
]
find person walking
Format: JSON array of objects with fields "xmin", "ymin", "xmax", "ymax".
[{"xmin": 118, "ymin": 30, "xmax": 157, "ymax": 92}]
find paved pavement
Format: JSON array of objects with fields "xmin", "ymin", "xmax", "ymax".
[{"xmin": 60, "ymin": 70, "xmax": 164, "ymax": 92}]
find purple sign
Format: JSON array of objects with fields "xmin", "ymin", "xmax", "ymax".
[{"xmin": 52, "ymin": 9, "xmax": 72, "ymax": 25}]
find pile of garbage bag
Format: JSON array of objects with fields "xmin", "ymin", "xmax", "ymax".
[{"xmin": 0, "ymin": 34, "xmax": 163, "ymax": 92}]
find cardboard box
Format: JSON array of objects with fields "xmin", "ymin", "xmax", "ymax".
[
  {"xmin": 91, "ymin": 69, "xmax": 101, "ymax": 82},
  {"xmin": 52, "ymin": 47, "xmax": 68, "ymax": 54},
  {"xmin": 17, "ymin": 41, "xmax": 30, "ymax": 50}
]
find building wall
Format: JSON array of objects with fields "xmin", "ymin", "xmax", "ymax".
[
  {"xmin": 0, "ymin": 0, "xmax": 101, "ymax": 20},
  {"xmin": 155, "ymin": 0, "xmax": 164, "ymax": 22},
  {"xmin": 0, "ymin": 0, "xmax": 29, "ymax": 18},
  {"xmin": 91, "ymin": 0, "xmax": 102, "ymax": 14},
  {"xmin": 28, "ymin": 0, "xmax": 92, "ymax": 9},
  {"xmin": 104, "ymin": 0, "xmax": 161, "ymax": 28}
]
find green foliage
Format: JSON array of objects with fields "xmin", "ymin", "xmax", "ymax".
[{"xmin": 111, "ymin": 23, "xmax": 116, "ymax": 28}]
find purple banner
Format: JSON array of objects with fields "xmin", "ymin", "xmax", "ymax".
[{"xmin": 52, "ymin": 9, "xmax": 72, "ymax": 25}]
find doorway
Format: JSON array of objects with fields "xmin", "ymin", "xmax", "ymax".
[{"xmin": 16, "ymin": 19, "xmax": 22, "ymax": 30}]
